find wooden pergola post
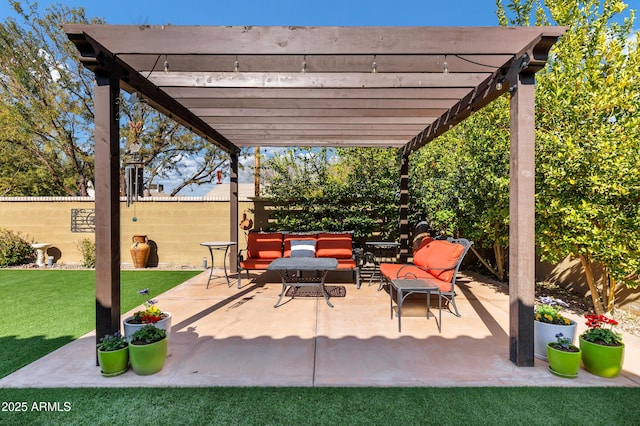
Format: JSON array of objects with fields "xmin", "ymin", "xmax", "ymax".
[
  {"xmin": 399, "ymin": 151, "xmax": 410, "ymax": 263},
  {"xmin": 229, "ymin": 151, "xmax": 239, "ymax": 272},
  {"xmin": 508, "ymin": 71, "xmax": 536, "ymax": 366},
  {"xmin": 94, "ymin": 72, "xmax": 121, "ymax": 344}
]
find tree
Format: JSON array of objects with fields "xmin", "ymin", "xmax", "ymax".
[
  {"xmin": 118, "ymin": 97, "xmax": 229, "ymax": 197},
  {"xmin": 534, "ymin": 0, "xmax": 640, "ymax": 313},
  {"xmin": 0, "ymin": 0, "xmax": 230, "ymax": 197},
  {"xmin": 410, "ymin": 97, "xmax": 511, "ymax": 281},
  {"xmin": 0, "ymin": 1, "xmax": 98, "ymax": 196},
  {"xmin": 261, "ymin": 147, "xmax": 400, "ymax": 240}
]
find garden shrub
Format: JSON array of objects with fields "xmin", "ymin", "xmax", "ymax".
[
  {"xmin": 77, "ymin": 238, "xmax": 96, "ymax": 268},
  {"xmin": 0, "ymin": 228, "xmax": 35, "ymax": 267}
]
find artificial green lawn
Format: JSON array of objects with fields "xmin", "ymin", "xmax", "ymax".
[
  {"xmin": 0, "ymin": 387, "xmax": 638, "ymax": 425},
  {"xmin": 1, "ymin": 271, "xmax": 639, "ymax": 425},
  {"xmin": 0, "ymin": 270, "xmax": 200, "ymax": 378}
]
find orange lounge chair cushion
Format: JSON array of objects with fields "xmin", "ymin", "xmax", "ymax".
[
  {"xmin": 412, "ymin": 239, "xmax": 465, "ymax": 283},
  {"xmin": 379, "ymin": 263, "xmax": 452, "ymax": 292},
  {"xmin": 315, "ymin": 232, "xmax": 353, "ymax": 259},
  {"xmin": 247, "ymin": 232, "xmax": 283, "ymax": 259}
]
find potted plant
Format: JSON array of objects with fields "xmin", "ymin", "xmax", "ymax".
[
  {"xmin": 547, "ymin": 332, "xmax": 581, "ymax": 378},
  {"xmin": 534, "ymin": 296, "xmax": 577, "ymax": 360},
  {"xmin": 579, "ymin": 314, "xmax": 624, "ymax": 378},
  {"xmin": 128, "ymin": 324, "xmax": 168, "ymax": 375},
  {"xmin": 96, "ymin": 332, "xmax": 129, "ymax": 377},
  {"xmin": 123, "ymin": 288, "xmax": 172, "ymax": 341}
]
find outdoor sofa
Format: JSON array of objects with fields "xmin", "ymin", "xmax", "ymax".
[{"xmin": 238, "ymin": 231, "xmax": 361, "ymax": 288}]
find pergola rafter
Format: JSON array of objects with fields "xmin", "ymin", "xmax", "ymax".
[{"xmin": 64, "ymin": 24, "xmax": 565, "ymax": 367}]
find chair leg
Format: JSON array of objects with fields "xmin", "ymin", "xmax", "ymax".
[
  {"xmin": 444, "ymin": 294, "xmax": 461, "ymax": 317},
  {"xmin": 355, "ymin": 268, "xmax": 361, "ymax": 289}
]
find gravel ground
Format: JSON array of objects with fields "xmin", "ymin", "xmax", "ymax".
[{"xmin": 536, "ymin": 280, "xmax": 640, "ymax": 338}]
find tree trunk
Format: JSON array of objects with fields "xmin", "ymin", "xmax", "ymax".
[
  {"xmin": 606, "ymin": 273, "xmax": 616, "ymax": 313},
  {"xmin": 578, "ymin": 251, "xmax": 605, "ymax": 314},
  {"xmin": 493, "ymin": 241, "xmax": 506, "ymax": 282},
  {"xmin": 469, "ymin": 244, "xmax": 505, "ymax": 282}
]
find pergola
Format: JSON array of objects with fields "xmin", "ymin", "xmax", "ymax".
[{"xmin": 64, "ymin": 25, "xmax": 564, "ymax": 366}]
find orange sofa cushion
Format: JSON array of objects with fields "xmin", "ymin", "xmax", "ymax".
[
  {"xmin": 315, "ymin": 232, "xmax": 353, "ymax": 259},
  {"xmin": 240, "ymin": 258, "xmax": 277, "ymax": 270},
  {"xmin": 336, "ymin": 259, "xmax": 357, "ymax": 270},
  {"xmin": 247, "ymin": 232, "xmax": 283, "ymax": 259},
  {"xmin": 412, "ymin": 239, "xmax": 464, "ymax": 283}
]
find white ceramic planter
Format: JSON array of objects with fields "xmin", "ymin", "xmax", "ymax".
[
  {"xmin": 123, "ymin": 312, "xmax": 172, "ymax": 341},
  {"xmin": 534, "ymin": 319, "xmax": 577, "ymax": 360}
]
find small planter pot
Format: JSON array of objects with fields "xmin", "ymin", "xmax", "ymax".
[
  {"xmin": 579, "ymin": 337, "xmax": 625, "ymax": 378},
  {"xmin": 97, "ymin": 346, "xmax": 129, "ymax": 377},
  {"xmin": 123, "ymin": 312, "xmax": 172, "ymax": 341},
  {"xmin": 546, "ymin": 343, "xmax": 581, "ymax": 378},
  {"xmin": 534, "ymin": 319, "xmax": 577, "ymax": 360},
  {"xmin": 129, "ymin": 337, "xmax": 168, "ymax": 375}
]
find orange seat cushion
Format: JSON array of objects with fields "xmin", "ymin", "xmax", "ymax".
[
  {"xmin": 240, "ymin": 258, "xmax": 277, "ymax": 270},
  {"xmin": 379, "ymin": 263, "xmax": 452, "ymax": 292},
  {"xmin": 336, "ymin": 259, "xmax": 357, "ymax": 269},
  {"xmin": 412, "ymin": 239, "xmax": 465, "ymax": 282},
  {"xmin": 247, "ymin": 232, "xmax": 283, "ymax": 259},
  {"xmin": 315, "ymin": 232, "xmax": 353, "ymax": 259}
]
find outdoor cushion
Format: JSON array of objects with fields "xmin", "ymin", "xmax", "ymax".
[
  {"xmin": 283, "ymin": 234, "xmax": 318, "ymax": 257},
  {"xmin": 335, "ymin": 258, "xmax": 357, "ymax": 269},
  {"xmin": 315, "ymin": 232, "xmax": 353, "ymax": 259},
  {"xmin": 379, "ymin": 263, "xmax": 452, "ymax": 292},
  {"xmin": 247, "ymin": 232, "xmax": 283, "ymax": 259},
  {"xmin": 289, "ymin": 239, "xmax": 317, "ymax": 258},
  {"xmin": 239, "ymin": 258, "xmax": 277, "ymax": 270},
  {"xmin": 414, "ymin": 240, "xmax": 465, "ymax": 283}
]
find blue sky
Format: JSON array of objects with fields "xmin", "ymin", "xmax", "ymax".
[{"xmin": 1, "ymin": 0, "xmax": 507, "ymax": 26}]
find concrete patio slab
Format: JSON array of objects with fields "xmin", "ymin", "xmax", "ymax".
[{"xmin": 1, "ymin": 270, "xmax": 638, "ymax": 388}]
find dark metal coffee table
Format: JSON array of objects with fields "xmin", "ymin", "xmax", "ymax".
[
  {"xmin": 268, "ymin": 257, "xmax": 339, "ymax": 307},
  {"xmin": 390, "ymin": 278, "xmax": 441, "ymax": 332}
]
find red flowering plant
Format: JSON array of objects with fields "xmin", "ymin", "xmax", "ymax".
[
  {"xmin": 581, "ymin": 314, "xmax": 623, "ymax": 346},
  {"xmin": 130, "ymin": 288, "xmax": 167, "ymax": 324}
]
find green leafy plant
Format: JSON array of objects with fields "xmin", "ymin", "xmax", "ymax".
[
  {"xmin": 0, "ymin": 228, "xmax": 35, "ymax": 267},
  {"xmin": 129, "ymin": 288, "xmax": 167, "ymax": 324},
  {"xmin": 130, "ymin": 324, "xmax": 166, "ymax": 346},
  {"xmin": 548, "ymin": 332, "xmax": 579, "ymax": 353},
  {"xmin": 76, "ymin": 238, "xmax": 95, "ymax": 268},
  {"xmin": 535, "ymin": 297, "xmax": 572, "ymax": 325},
  {"xmin": 97, "ymin": 332, "xmax": 128, "ymax": 352},
  {"xmin": 581, "ymin": 314, "xmax": 623, "ymax": 346}
]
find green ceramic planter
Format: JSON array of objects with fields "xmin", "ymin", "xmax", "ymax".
[
  {"xmin": 579, "ymin": 337, "xmax": 625, "ymax": 378},
  {"xmin": 97, "ymin": 346, "xmax": 129, "ymax": 377},
  {"xmin": 546, "ymin": 343, "xmax": 581, "ymax": 378},
  {"xmin": 129, "ymin": 337, "xmax": 168, "ymax": 375}
]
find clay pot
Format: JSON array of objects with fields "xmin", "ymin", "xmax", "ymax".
[{"xmin": 130, "ymin": 235, "xmax": 150, "ymax": 268}]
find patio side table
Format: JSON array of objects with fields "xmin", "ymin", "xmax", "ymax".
[
  {"xmin": 200, "ymin": 242, "xmax": 237, "ymax": 288},
  {"xmin": 364, "ymin": 241, "xmax": 400, "ymax": 290},
  {"xmin": 390, "ymin": 278, "xmax": 441, "ymax": 332}
]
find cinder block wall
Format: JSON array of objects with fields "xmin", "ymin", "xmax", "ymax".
[{"xmin": 0, "ymin": 197, "xmax": 255, "ymax": 268}]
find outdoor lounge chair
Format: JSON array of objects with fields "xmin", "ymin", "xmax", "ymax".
[{"xmin": 380, "ymin": 237, "xmax": 473, "ymax": 318}]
